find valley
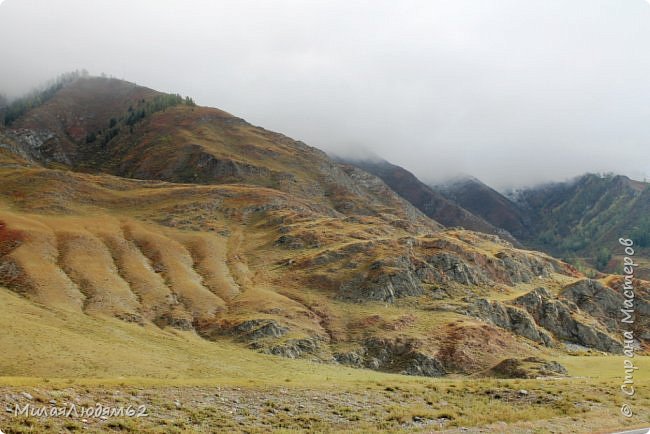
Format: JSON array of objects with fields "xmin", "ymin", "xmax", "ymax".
[{"xmin": 0, "ymin": 76, "xmax": 648, "ymax": 433}]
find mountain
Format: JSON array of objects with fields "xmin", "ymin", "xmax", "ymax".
[
  {"xmin": 513, "ymin": 174, "xmax": 649, "ymax": 252},
  {"xmin": 0, "ymin": 75, "xmax": 647, "ymax": 388},
  {"xmin": 435, "ymin": 176, "xmax": 530, "ymax": 239},
  {"xmin": 342, "ymin": 158, "xmax": 520, "ymax": 245},
  {"xmin": 434, "ymin": 174, "xmax": 650, "ymax": 277}
]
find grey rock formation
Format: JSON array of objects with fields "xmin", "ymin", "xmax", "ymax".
[
  {"xmin": 345, "ymin": 337, "xmax": 447, "ymax": 377},
  {"xmin": 333, "ymin": 350, "xmax": 366, "ymax": 368},
  {"xmin": 338, "ymin": 255, "xmax": 424, "ymax": 302},
  {"xmin": 471, "ymin": 298, "xmax": 553, "ymax": 346},
  {"xmin": 400, "ymin": 353, "xmax": 446, "ymax": 377},
  {"xmin": 514, "ymin": 287, "xmax": 622, "ymax": 353},
  {"xmin": 495, "ymin": 251, "xmax": 552, "ymax": 283},
  {"xmin": 266, "ymin": 337, "xmax": 320, "ymax": 359},
  {"xmin": 4, "ymin": 129, "xmax": 70, "ymax": 165},
  {"xmin": 233, "ymin": 319, "xmax": 289, "ymax": 340},
  {"xmin": 425, "ymin": 253, "xmax": 487, "ymax": 286},
  {"xmin": 335, "ymin": 240, "xmax": 568, "ymax": 303},
  {"xmin": 561, "ymin": 279, "xmax": 650, "ymax": 338}
]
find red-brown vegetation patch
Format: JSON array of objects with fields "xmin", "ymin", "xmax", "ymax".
[
  {"xmin": 437, "ymin": 321, "xmax": 521, "ymax": 374},
  {"xmin": 0, "ymin": 221, "xmax": 25, "ymax": 256},
  {"xmin": 382, "ymin": 314, "xmax": 417, "ymax": 331},
  {"xmin": 352, "ymin": 314, "xmax": 383, "ymax": 329}
]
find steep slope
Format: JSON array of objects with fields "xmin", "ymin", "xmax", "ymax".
[
  {"xmin": 4, "ymin": 76, "xmax": 159, "ymax": 164},
  {"xmin": 513, "ymin": 174, "xmax": 648, "ymax": 253},
  {"xmin": 434, "ymin": 174, "xmax": 650, "ymax": 277},
  {"xmin": 343, "ymin": 158, "xmax": 519, "ymax": 245},
  {"xmin": 434, "ymin": 176, "xmax": 529, "ymax": 239},
  {"xmin": 0, "ymin": 76, "xmax": 647, "ymax": 381},
  {"xmin": 6, "ymin": 77, "xmax": 435, "ymax": 232}
]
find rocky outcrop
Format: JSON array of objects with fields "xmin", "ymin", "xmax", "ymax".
[
  {"xmin": 339, "ymin": 262, "xmax": 423, "ymax": 303},
  {"xmin": 265, "ymin": 337, "xmax": 321, "ymax": 359},
  {"xmin": 333, "ymin": 350, "xmax": 366, "ymax": 368},
  {"xmin": 425, "ymin": 252, "xmax": 488, "ymax": 285},
  {"xmin": 335, "ymin": 337, "xmax": 446, "ymax": 377},
  {"xmin": 561, "ymin": 279, "xmax": 650, "ymax": 336},
  {"xmin": 400, "ymin": 352, "xmax": 447, "ymax": 377},
  {"xmin": 3, "ymin": 129, "xmax": 70, "ymax": 165},
  {"xmin": 195, "ymin": 151, "xmax": 270, "ymax": 179},
  {"xmin": 494, "ymin": 251, "xmax": 553, "ymax": 283},
  {"xmin": 332, "ymin": 163, "xmax": 437, "ymax": 227},
  {"xmin": 336, "ymin": 246, "xmax": 558, "ymax": 303},
  {"xmin": 154, "ymin": 312, "xmax": 194, "ymax": 331},
  {"xmin": 471, "ymin": 298, "xmax": 553, "ymax": 346},
  {"xmin": 233, "ymin": 319, "xmax": 289, "ymax": 341},
  {"xmin": 514, "ymin": 287, "xmax": 622, "ymax": 353},
  {"xmin": 337, "ymin": 252, "xmax": 423, "ymax": 302},
  {"xmin": 233, "ymin": 320, "xmax": 322, "ymax": 359},
  {"xmin": 300, "ymin": 229, "xmax": 575, "ymax": 304},
  {"xmin": 337, "ymin": 248, "xmax": 491, "ymax": 302}
]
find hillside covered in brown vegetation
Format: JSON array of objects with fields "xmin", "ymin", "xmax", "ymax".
[{"xmin": 1, "ymin": 77, "xmax": 648, "ymax": 383}]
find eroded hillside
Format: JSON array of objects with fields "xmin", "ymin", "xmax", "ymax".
[{"xmin": 0, "ymin": 77, "xmax": 647, "ymax": 379}]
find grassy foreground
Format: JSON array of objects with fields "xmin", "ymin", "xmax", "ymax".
[{"xmin": 1, "ymin": 287, "xmax": 649, "ymax": 433}]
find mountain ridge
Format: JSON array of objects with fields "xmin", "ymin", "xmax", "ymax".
[
  {"xmin": 431, "ymin": 173, "xmax": 650, "ymax": 277},
  {"xmin": 0, "ymin": 75, "xmax": 647, "ymax": 383},
  {"xmin": 340, "ymin": 157, "xmax": 521, "ymax": 246}
]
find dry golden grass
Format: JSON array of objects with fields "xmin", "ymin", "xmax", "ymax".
[
  {"xmin": 98, "ymin": 230, "xmax": 174, "ymax": 320},
  {"xmin": 1, "ymin": 282, "xmax": 649, "ymax": 432},
  {"xmin": 177, "ymin": 233, "xmax": 241, "ymax": 301},
  {"xmin": 1, "ymin": 78, "xmax": 649, "ymax": 432},
  {"xmin": 124, "ymin": 222, "xmax": 226, "ymax": 319}
]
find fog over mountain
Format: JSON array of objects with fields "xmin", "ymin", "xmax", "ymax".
[{"xmin": 1, "ymin": 0, "xmax": 649, "ymax": 189}]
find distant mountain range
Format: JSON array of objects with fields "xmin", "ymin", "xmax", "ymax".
[
  {"xmin": 346, "ymin": 158, "xmax": 650, "ymax": 278},
  {"xmin": 341, "ymin": 159, "xmax": 520, "ymax": 245}
]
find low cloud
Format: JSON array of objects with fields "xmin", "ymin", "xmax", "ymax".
[{"xmin": 1, "ymin": 0, "xmax": 649, "ymax": 189}]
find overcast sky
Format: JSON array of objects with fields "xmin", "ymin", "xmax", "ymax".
[{"xmin": 1, "ymin": 0, "xmax": 649, "ymax": 189}]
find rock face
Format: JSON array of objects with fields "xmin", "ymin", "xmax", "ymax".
[
  {"xmin": 334, "ymin": 234, "xmax": 570, "ymax": 303},
  {"xmin": 494, "ymin": 251, "xmax": 552, "ymax": 283},
  {"xmin": 400, "ymin": 352, "xmax": 447, "ymax": 377},
  {"xmin": 514, "ymin": 287, "xmax": 622, "ymax": 353},
  {"xmin": 561, "ymin": 279, "xmax": 650, "ymax": 338},
  {"xmin": 471, "ymin": 298, "xmax": 553, "ymax": 346},
  {"xmin": 274, "ymin": 233, "xmax": 321, "ymax": 250},
  {"xmin": 472, "ymin": 280, "xmax": 649, "ymax": 353},
  {"xmin": 561, "ymin": 280, "xmax": 619, "ymax": 323},
  {"xmin": 232, "ymin": 320, "xmax": 323, "ymax": 359},
  {"xmin": 425, "ymin": 253, "xmax": 487, "ymax": 286},
  {"xmin": 339, "ymin": 256, "xmax": 424, "ymax": 302},
  {"xmin": 3, "ymin": 129, "xmax": 69, "ymax": 165},
  {"xmin": 334, "ymin": 337, "xmax": 446, "ymax": 377},
  {"xmin": 266, "ymin": 337, "xmax": 321, "ymax": 359},
  {"xmin": 233, "ymin": 319, "xmax": 289, "ymax": 341},
  {"xmin": 488, "ymin": 357, "xmax": 568, "ymax": 379}
]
